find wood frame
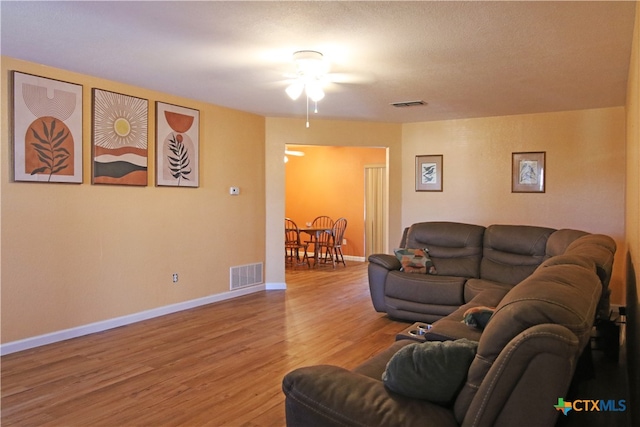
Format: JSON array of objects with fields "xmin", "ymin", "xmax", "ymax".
[
  {"xmin": 12, "ymin": 71, "xmax": 83, "ymax": 183},
  {"xmin": 512, "ymin": 151, "xmax": 545, "ymax": 193},
  {"xmin": 155, "ymin": 101, "xmax": 200, "ymax": 187},
  {"xmin": 92, "ymin": 88, "xmax": 148, "ymax": 186},
  {"xmin": 415, "ymin": 154, "xmax": 443, "ymax": 192}
]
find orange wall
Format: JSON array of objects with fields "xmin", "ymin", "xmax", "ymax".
[{"xmin": 285, "ymin": 145, "xmax": 386, "ymax": 258}]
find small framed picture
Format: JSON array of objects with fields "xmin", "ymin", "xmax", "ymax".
[
  {"xmin": 415, "ymin": 155, "xmax": 443, "ymax": 192},
  {"xmin": 155, "ymin": 101, "xmax": 200, "ymax": 187},
  {"xmin": 92, "ymin": 88, "xmax": 148, "ymax": 186},
  {"xmin": 12, "ymin": 71, "xmax": 83, "ymax": 183},
  {"xmin": 512, "ymin": 151, "xmax": 545, "ymax": 193}
]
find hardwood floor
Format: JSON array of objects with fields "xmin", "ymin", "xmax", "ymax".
[
  {"xmin": 3, "ymin": 262, "xmax": 629, "ymax": 427},
  {"xmin": 1, "ymin": 262, "xmax": 410, "ymax": 426}
]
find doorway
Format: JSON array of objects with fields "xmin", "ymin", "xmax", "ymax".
[{"xmin": 284, "ymin": 145, "xmax": 387, "ymax": 261}]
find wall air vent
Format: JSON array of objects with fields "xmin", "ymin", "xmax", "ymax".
[
  {"xmin": 390, "ymin": 100, "xmax": 426, "ymax": 108},
  {"xmin": 230, "ymin": 262, "xmax": 263, "ymax": 290}
]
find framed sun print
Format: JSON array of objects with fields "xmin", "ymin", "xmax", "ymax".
[
  {"xmin": 155, "ymin": 101, "xmax": 200, "ymax": 187},
  {"xmin": 92, "ymin": 89, "xmax": 148, "ymax": 185},
  {"xmin": 12, "ymin": 71, "xmax": 83, "ymax": 183},
  {"xmin": 512, "ymin": 151, "xmax": 545, "ymax": 193},
  {"xmin": 415, "ymin": 155, "xmax": 443, "ymax": 192}
]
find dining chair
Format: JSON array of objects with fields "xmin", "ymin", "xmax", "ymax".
[
  {"xmin": 305, "ymin": 215, "xmax": 334, "ymax": 256},
  {"xmin": 285, "ymin": 218, "xmax": 310, "ymax": 268},
  {"xmin": 317, "ymin": 217, "xmax": 347, "ymax": 268}
]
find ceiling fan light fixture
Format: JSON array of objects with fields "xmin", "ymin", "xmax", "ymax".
[
  {"xmin": 293, "ymin": 50, "xmax": 327, "ymax": 74},
  {"xmin": 286, "ymin": 50, "xmax": 329, "ymax": 127},
  {"xmin": 306, "ymin": 82, "xmax": 325, "ymax": 102},
  {"xmin": 286, "ymin": 82, "xmax": 304, "ymax": 100}
]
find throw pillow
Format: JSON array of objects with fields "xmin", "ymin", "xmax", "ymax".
[
  {"xmin": 462, "ymin": 306, "xmax": 495, "ymax": 330},
  {"xmin": 393, "ymin": 248, "xmax": 437, "ymax": 274},
  {"xmin": 382, "ymin": 338, "xmax": 478, "ymax": 403}
]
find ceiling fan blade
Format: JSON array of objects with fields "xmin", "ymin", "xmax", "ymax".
[{"xmin": 326, "ymin": 72, "xmax": 376, "ymax": 84}]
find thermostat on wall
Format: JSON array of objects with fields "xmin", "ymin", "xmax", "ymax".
[{"xmin": 229, "ymin": 186, "xmax": 240, "ymax": 195}]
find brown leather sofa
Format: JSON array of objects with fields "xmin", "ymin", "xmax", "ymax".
[
  {"xmin": 367, "ymin": 222, "xmax": 615, "ymax": 326},
  {"xmin": 282, "ymin": 222, "xmax": 617, "ymax": 427}
]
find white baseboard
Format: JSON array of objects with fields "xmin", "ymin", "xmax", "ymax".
[
  {"xmin": 0, "ymin": 284, "xmax": 266, "ymax": 356},
  {"xmin": 307, "ymin": 252, "xmax": 366, "ymax": 263},
  {"xmin": 1, "ymin": 260, "xmax": 365, "ymax": 355}
]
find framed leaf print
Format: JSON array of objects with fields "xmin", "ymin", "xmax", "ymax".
[
  {"xmin": 12, "ymin": 71, "xmax": 83, "ymax": 183},
  {"xmin": 92, "ymin": 89, "xmax": 148, "ymax": 185},
  {"xmin": 415, "ymin": 154, "xmax": 443, "ymax": 192},
  {"xmin": 155, "ymin": 102, "xmax": 200, "ymax": 187}
]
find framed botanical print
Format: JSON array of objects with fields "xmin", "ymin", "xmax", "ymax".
[
  {"xmin": 92, "ymin": 88, "xmax": 148, "ymax": 185},
  {"xmin": 155, "ymin": 102, "xmax": 200, "ymax": 187},
  {"xmin": 415, "ymin": 155, "xmax": 443, "ymax": 192},
  {"xmin": 512, "ymin": 151, "xmax": 545, "ymax": 193},
  {"xmin": 12, "ymin": 71, "xmax": 83, "ymax": 183}
]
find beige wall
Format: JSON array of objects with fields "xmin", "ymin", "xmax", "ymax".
[
  {"xmin": 627, "ymin": 4, "xmax": 640, "ymax": 305},
  {"xmin": 3, "ymin": 32, "xmax": 636, "ymax": 346},
  {"xmin": 1, "ymin": 57, "xmax": 266, "ymax": 343},
  {"xmin": 403, "ymin": 108, "xmax": 627, "ymax": 303}
]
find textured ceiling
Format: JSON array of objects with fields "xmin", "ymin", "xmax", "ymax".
[{"xmin": 1, "ymin": 1, "xmax": 636, "ymax": 123}]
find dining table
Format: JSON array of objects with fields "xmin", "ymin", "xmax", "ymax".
[{"xmin": 299, "ymin": 227, "xmax": 333, "ymax": 267}]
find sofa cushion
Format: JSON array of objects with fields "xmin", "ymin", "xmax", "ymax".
[
  {"xmin": 394, "ymin": 248, "xmax": 436, "ymax": 274},
  {"xmin": 464, "ymin": 278, "xmax": 513, "ymax": 303},
  {"xmin": 425, "ymin": 288, "xmax": 507, "ymax": 342},
  {"xmin": 386, "ymin": 271, "xmax": 466, "ymax": 306},
  {"xmin": 480, "ymin": 224, "xmax": 555, "ymax": 285},
  {"xmin": 382, "ymin": 339, "xmax": 478, "ymax": 403},
  {"xmin": 406, "ymin": 222, "xmax": 485, "ymax": 278}
]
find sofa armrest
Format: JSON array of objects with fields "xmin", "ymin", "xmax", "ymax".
[
  {"xmin": 368, "ymin": 253, "xmax": 401, "ymax": 270},
  {"xmin": 283, "ymin": 365, "xmax": 458, "ymax": 427},
  {"xmin": 368, "ymin": 256, "xmax": 400, "ymax": 312},
  {"xmin": 456, "ymin": 324, "xmax": 579, "ymax": 427}
]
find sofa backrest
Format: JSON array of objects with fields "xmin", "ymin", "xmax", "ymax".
[
  {"xmin": 480, "ymin": 224, "xmax": 555, "ymax": 285},
  {"xmin": 454, "ymin": 255, "xmax": 602, "ymax": 424},
  {"xmin": 564, "ymin": 234, "xmax": 616, "ymax": 287},
  {"xmin": 406, "ymin": 222, "xmax": 485, "ymax": 278},
  {"xmin": 564, "ymin": 234, "xmax": 617, "ymax": 321},
  {"xmin": 545, "ymin": 228, "xmax": 589, "ymax": 258}
]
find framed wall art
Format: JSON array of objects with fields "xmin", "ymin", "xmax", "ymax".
[
  {"xmin": 12, "ymin": 71, "xmax": 83, "ymax": 183},
  {"xmin": 512, "ymin": 151, "xmax": 545, "ymax": 193},
  {"xmin": 92, "ymin": 89, "xmax": 148, "ymax": 185},
  {"xmin": 155, "ymin": 102, "xmax": 200, "ymax": 187},
  {"xmin": 415, "ymin": 154, "xmax": 443, "ymax": 192}
]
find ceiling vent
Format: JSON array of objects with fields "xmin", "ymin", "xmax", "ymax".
[{"xmin": 390, "ymin": 100, "xmax": 426, "ymax": 108}]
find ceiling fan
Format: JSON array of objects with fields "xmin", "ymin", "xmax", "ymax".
[{"xmin": 280, "ymin": 50, "xmax": 374, "ymax": 127}]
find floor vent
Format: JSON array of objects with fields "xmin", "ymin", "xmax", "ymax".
[{"xmin": 230, "ymin": 263, "xmax": 263, "ymax": 290}]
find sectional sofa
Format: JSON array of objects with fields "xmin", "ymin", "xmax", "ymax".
[{"xmin": 282, "ymin": 222, "xmax": 617, "ymax": 427}]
